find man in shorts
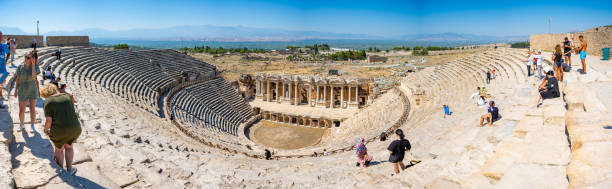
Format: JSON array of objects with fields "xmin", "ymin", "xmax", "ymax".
[
  {"xmin": 563, "ymin": 37, "xmax": 572, "ymax": 68},
  {"xmin": 578, "ymin": 35, "xmax": 587, "ymax": 74}
]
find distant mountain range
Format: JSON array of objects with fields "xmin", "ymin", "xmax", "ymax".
[
  {"xmin": 2, "ymin": 25, "xmax": 527, "ymax": 42},
  {"xmin": 0, "ymin": 26, "xmax": 29, "ymax": 35},
  {"xmin": 395, "ymin": 33, "xmax": 527, "ymax": 43},
  {"xmin": 43, "ymin": 25, "xmax": 380, "ymax": 42}
]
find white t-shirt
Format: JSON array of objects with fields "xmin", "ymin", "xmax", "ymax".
[
  {"xmin": 527, "ymin": 54, "xmax": 534, "ymax": 65},
  {"xmin": 478, "ymin": 97, "xmax": 486, "ymax": 106},
  {"xmin": 534, "ymin": 54, "xmax": 542, "ymax": 66}
]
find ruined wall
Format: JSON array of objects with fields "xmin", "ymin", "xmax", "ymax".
[
  {"xmin": 530, "ymin": 26, "xmax": 612, "ymax": 57},
  {"xmin": 3, "ymin": 35, "xmax": 44, "ymax": 49},
  {"xmin": 46, "ymin": 36, "xmax": 89, "ymax": 47}
]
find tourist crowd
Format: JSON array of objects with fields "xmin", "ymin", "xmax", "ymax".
[{"xmin": 0, "ymin": 31, "xmax": 82, "ymax": 175}]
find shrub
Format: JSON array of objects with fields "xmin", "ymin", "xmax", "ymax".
[
  {"xmin": 113, "ymin": 44, "xmax": 129, "ymax": 50},
  {"xmin": 510, "ymin": 41, "xmax": 530, "ymax": 48}
]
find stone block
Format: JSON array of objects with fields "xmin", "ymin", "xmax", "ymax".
[
  {"xmin": 521, "ymin": 129, "xmax": 570, "ymax": 165},
  {"xmin": 99, "ymin": 162, "xmax": 139, "ymax": 187},
  {"xmin": 460, "ymin": 174, "xmax": 494, "ymax": 189},
  {"xmin": 0, "ymin": 144, "xmax": 14, "ymax": 189},
  {"xmin": 72, "ymin": 143, "xmax": 93, "ymax": 165},
  {"xmin": 513, "ymin": 116, "xmax": 543, "ymax": 138},
  {"xmin": 542, "ymin": 100, "xmax": 566, "ymax": 127},
  {"xmin": 481, "ymin": 138, "xmax": 526, "ymax": 180},
  {"xmin": 565, "ymin": 81, "xmax": 585, "ymax": 112},
  {"xmin": 565, "ymin": 112, "xmax": 612, "ymax": 151},
  {"xmin": 566, "ymin": 142, "xmax": 612, "ymax": 188},
  {"xmin": 494, "ymin": 163, "xmax": 568, "ymax": 189},
  {"xmin": 425, "ymin": 177, "xmax": 461, "ymax": 189}
]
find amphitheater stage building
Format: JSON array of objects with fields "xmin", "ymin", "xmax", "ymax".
[{"xmin": 251, "ymin": 73, "xmax": 376, "ymax": 128}]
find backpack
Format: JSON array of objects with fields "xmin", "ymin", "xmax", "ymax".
[
  {"xmin": 380, "ymin": 132, "xmax": 387, "ymax": 141},
  {"xmin": 563, "ymin": 63, "xmax": 570, "ymax": 72}
]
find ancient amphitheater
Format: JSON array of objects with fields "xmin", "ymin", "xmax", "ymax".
[{"xmin": 1, "ymin": 44, "xmax": 611, "ymax": 188}]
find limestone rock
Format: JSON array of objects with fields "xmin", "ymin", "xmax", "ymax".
[
  {"xmin": 425, "ymin": 177, "xmax": 460, "ymax": 189},
  {"xmin": 513, "ymin": 116, "xmax": 543, "ymax": 138},
  {"xmin": 565, "ymin": 112, "xmax": 612, "ymax": 151},
  {"xmin": 72, "ymin": 143, "xmax": 93, "ymax": 165},
  {"xmin": 495, "ymin": 163, "xmax": 568, "ymax": 189},
  {"xmin": 567, "ymin": 142, "xmax": 612, "ymax": 188},
  {"xmin": 565, "ymin": 82, "xmax": 585, "ymax": 112},
  {"xmin": 0, "ymin": 144, "xmax": 14, "ymax": 189},
  {"xmin": 11, "ymin": 155, "xmax": 58, "ymax": 188},
  {"xmin": 99, "ymin": 162, "xmax": 139, "ymax": 187},
  {"xmin": 521, "ymin": 129, "xmax": 570, "ymax": 165},
  {"xmin": 481, "ymin": 138, "xmax": 526, "ymax": 180},
  {"xmin": 541, "ymin": 100, "xmax": 566, "ymax": 127}
]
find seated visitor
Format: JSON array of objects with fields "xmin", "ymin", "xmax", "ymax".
[
  {"xmin": 470, "ymin": 87, "xmax": 481, "ymax": 99},
  {"xmin": 535, "ymin": 71, "xmax": 560, "ymax": 108},
  {"xmin": 323, "ymin": 149, "xmax": 328, "ymax": 156},
  {"xmin": 59, "ymin": 84, "xmax": 76, "ymax": 103},
  {"xmin": 44, "ymin": 67, "xmax": 56, "ymax": 81},
  {"xmin": 387, "ymin": 129, "xmax": 411, "ymax": 174},
  {"xmin": 51, "ymin": 77, "xmax": 61, "ymax": 87},
  {"xmin": 480, "ymin": 86, "xmax": 489, "ymax": 97},
  {"xmin": 355, "ymin": 137, "xmax": 373, "ymax": 168},
  {"xmin": 380, "ymin": 132, "xmax": 387, "ymax": 141},
  {"xmin": 479, "ymin": 101, "xmax": 500, "ymax": 127},
  {"xmin": 442, "ymin": 104, "xmax": 451, "ymax": 118},
  {"xmin": 264, "ymin": 149, "xmax": 271, "ymax": 160},
  {"xmin": 477, "ymin": 96, "xmax": 486, "ymax": 107}
]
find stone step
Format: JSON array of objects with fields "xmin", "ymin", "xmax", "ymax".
[
  {"xmin": 564, "ymin": 111, "xmax": 612, "ymax": 188},
  {"xmin": 494, "ymin": 163, "xmax": 568, "ymax": 189}
]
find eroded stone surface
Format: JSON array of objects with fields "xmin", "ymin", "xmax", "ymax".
[
  {"xmin": 495, "ymin": 163, "xmax": 568, "ymax": 189},
  {"xmin": 567, "ymin": 142, "xmax": 612, "ymax": 188}
]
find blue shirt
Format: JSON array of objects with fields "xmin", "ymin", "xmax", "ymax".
[
  {"xmin": 0, "ymin": 43, "xmax": 9, "ymax": 73},
  {"xmin": 488, "ymin": 107, "xmax": 499, "ymax": 120},
  {"xmin": 443, "ymin": 106, "xmax": 450, "ymax": 114}
]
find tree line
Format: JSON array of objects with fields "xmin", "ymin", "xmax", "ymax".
[
  {"xmin": 510, "ymin": 42, "xmax": 530, "ymax": 48},
  {"xmin": 323, "ymin": 50, "xmax": 367, "ymax": 61},
  {"xmin": 180, "ymin": 46, "xmax": 268, "ymax": 54}
]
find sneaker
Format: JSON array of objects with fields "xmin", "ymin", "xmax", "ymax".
[
  {"xmin": 17, "ymin": 124, "xmax": 25, "ymax": 132},
  {"xmin": 67, "ymin": 167, "xmax": 78, "ymax": 175}
]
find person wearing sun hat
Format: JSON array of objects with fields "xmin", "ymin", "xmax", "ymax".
[{"xmin": 355, "ymin": 137, "xmax": 372, "ymax": 168}]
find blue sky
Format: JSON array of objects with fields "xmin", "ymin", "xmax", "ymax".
[{"xmin": 1, "ymin": 0, "xmax": 611, "ymax": 36}]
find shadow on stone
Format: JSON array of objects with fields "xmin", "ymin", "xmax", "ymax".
[{"xmin": 12, "ymin": 124, "xmax": 105, "ymax": 188}]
